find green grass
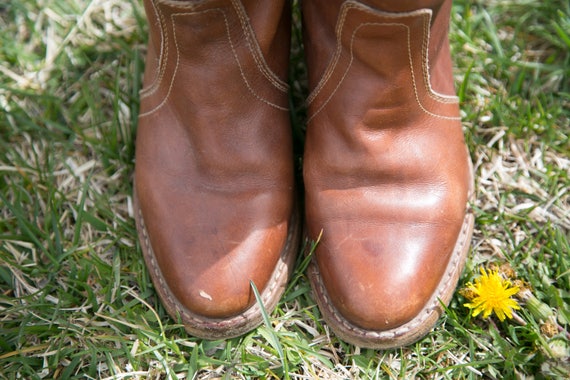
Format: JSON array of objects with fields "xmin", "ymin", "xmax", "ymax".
[{"xmin": 1, "ymin": 0, "xmax": 569, "ymax": 378}]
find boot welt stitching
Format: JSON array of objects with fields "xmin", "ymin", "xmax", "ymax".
[{"xmin": 311, "ymin": 206, "xmax": 473, "ymax": 343}]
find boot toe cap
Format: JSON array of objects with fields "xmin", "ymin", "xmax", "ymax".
[
  {"xmin": 156, "ymin": 222, "xmax": 288, "ymax": 320},
  {"xmin": 314, "ymin": 222, "xmax": 459, "ymax": 331}
]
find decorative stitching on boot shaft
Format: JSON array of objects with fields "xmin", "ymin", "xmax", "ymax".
[
  {"xmin": 139, "ymin": 1, "xmax": 289, "ymax": 118},
  {"xmin": 140, "ymin": 0, "xmax": 168, "ymax": 99},
  {"xmin": 139, "ymin": 0, "xmax": 166, "ymax": 98},
  {"xmin": 229, "ymin": 0, "xmax": 289, "ymax": 92},
  {"xmin": 306, "ymin": 1, "xmax": 460, "ymax": 124},
  {"xmin": 162, "ymin": 0, "xmax": 290, "ymax": 92},
  {"xmin": 419, "ymin": 12, "xmax": 458, "ymax": 103}
]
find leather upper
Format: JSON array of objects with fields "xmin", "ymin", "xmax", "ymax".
[
  {"xmin": 303, "ymin": 0, "xmax": 472, "ymax": 331},
  {"xmin": 135, "ymin": 0, "xmax": 295, "ymax": 319}
]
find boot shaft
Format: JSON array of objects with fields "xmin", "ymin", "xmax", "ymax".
[
  {"xmin": 134, "ymin": 0, "xmax": 300, "ymax": 336},
  {"xmin": 303, "ymin": 0, "xmax": 457, "ymax": 126},
  {"xmin": 137, "ymin": 0, "xmax": 295, "ymax": 183},
  {"xmin": 140, "ymin": 0, "xmax": 291, "ymax": 118}
]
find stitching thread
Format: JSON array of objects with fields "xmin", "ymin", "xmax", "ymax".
[
  {"xmin": 154, "ymin": 0, "xmax": 288, "ymax": 92},
  {"xmin": 229, "ymin": 0, "xmax": 289, "ymax": 92},
  {"xmin": 307, "ymin": 1, "xmax": 460, "ymax": 123},
  {"xmin": 404, "ymin": 17, "xmax": 461, "ymax": 120},
  {"xmin": 138, "ymin": 6, "xmax": 183, "ymax": 117},
  {"xmin": 420, "ymin": 12, "xmax": 458, "ymax": 103},
  {"xmin": 215, "ymin": 7, "xmax": 289, "ymax": 111},
  {"xmin": 305, "ymin": 2, "xmax": 352, "ymax": 105},
  {"xmin": 140, "ymin": 0, "xmax": 168, "ymax": 99},
  {"xmin": 139, "ymin": 7, "xmax": 288, "ymax": 118}
]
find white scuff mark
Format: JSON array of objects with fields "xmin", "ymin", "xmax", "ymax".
[{"xmin": 199, "ymin": 290, "xmax": 213, "ymax": 301}]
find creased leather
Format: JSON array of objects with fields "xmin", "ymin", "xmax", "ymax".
[
  {"xmin": 303, "ymin": 0, "xmax": 474, "ymax": 347},
  {"xmin": 134, "ymin": 0, "xmax": 298, "ymax": 337}
]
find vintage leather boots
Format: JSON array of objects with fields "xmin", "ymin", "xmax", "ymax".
[
  {"xmin": 135, "ymin": 0, "xmax": 474, "ymax": 347},
  {"xmin": 134, "ymin": 0, "xmax": 300, "ymax": 339},
  {"xmin": 302, "ymin": 0, "xmax": 474, "ymax": 348}
]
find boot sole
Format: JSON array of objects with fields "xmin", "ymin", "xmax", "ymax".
[
  {"xmin": 307, "ymin": 204, "xmax": 475, "ymax": 349},
  {"xmin": 133, "ymin": 186, "xmax": 301, "ymax": 340}
]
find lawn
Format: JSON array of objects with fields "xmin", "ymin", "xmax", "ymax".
[{"xmin": 0, "ymin": 0, "xmax": 569, "ymax": 378}]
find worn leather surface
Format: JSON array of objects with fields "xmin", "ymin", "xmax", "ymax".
[
  {"xmin": 303, "ymin": 0, "xmax": 473, "ymax": 333},
  {"xmin": 135, "ymin": 0, "xmax": 296, "ymax": 323}
]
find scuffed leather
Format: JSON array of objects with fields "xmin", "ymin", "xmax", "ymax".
[
  {"xmin": 303, "ymin": 0, "xmax": 473, "ymax": 333},
  {"xmin": 135, "ymin": 0, "xmax": 296, "ymax": 323}
]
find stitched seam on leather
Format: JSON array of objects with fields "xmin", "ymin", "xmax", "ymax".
[
  {"xmin": 306, "ymin": 2, "xmax": 459, "ymax": 122},
  {"xmin": 151, "ymin": 0, "xmax": 288, "ymax": 92},
  {"xmin": 136, "ymin": 202, "xmax": 295, "ymax": 329},
  {"xmin": 309, "ymin": 2, "xmax": 458, "ymax": 104},
  {"xmin": 307, "ymin": 19, "xmax": 460, "ymax": 122},
  {"xmin": 159, "ymin": 0, "xmax": 210, "ymax": 7},
  {"xmin": 139, "ymin": 8, "xmax": 287, "ymax": 118},
  {"xmin": 229, "ymin": 0, "xmax": 289, "ymax": 92},
  {"xmin": 308, "ymin": 21, "xmax": 421, "ymax": 125},
  {"xmin": 306, "ymin": 1, "xmax": 414, "ymax": 105},
  {"xmin": 215, "ymin": 6, "xmax": 289, "ymax": 111},
  {"xmin": 404, "ymin": 18, "xmax": 461, "ymax": 120},
  {"xmin": 313, "ymin": 209, "xmax": 472, "ymax": 341},
  {"xmin": 420, "ymin": 13, "xmax": 458, "ymax": 103},
  {"xmin": 138, "ymin": 6, "xmax": 182, "ymax": 117},
  {"xmin": 140, "ymin": 0, "xmax": 168, "ymax": 99},
  {"xmin": 305, "ymin": 2, "xmax": 352, "ymax": 105}
]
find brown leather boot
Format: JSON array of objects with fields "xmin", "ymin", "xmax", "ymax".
[
  {"xmin": 302, "ymin": 0, "xmax": 474, "ymax": 348},
  {"xmin": 134, "ymin": 0, "xmax": 299, "ymax": 339}
]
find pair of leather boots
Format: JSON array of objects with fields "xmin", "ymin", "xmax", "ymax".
[{"xmin": 134, "ymin": 0, "xmax": 474, "ymax": 349}]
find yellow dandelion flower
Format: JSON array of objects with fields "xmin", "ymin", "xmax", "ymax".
[{"xmin": 463, "ymin": 267, "xmax": 521, "ymax": 321}]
